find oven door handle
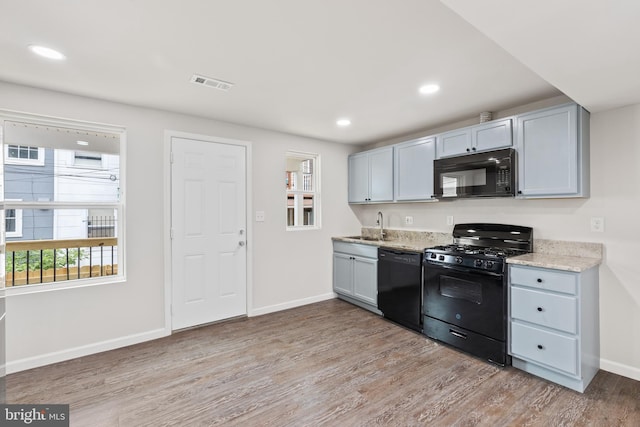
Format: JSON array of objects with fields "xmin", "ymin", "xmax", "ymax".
[{"xmin": 424, "ymin": 261, "xmax": 503, "ymax": 278}]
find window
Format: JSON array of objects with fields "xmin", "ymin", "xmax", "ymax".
[
  {"xmin": 5, "ymin": 206, "xmax": 23, "ymax": 238},
  {"xmin": 1, "ymin": 113, "xmax": 125, "ymax": 290},
  {"xmin": 74, "ymin": 151, "xmax": 103, "ymax": 167},
  {"xmin": 286, "ymin": 152, "xmax": 320, "ymax": 230},
  {"xmin": 4, "ymin": 144, "xmax": 45, "ymax": 166}
]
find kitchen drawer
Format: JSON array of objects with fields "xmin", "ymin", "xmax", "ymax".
[
  {"xmin": 511, "ymin": 322, "xmax": 578, "ymax": 376},
  {"xmin": 333, "ymin": 241, "xmax": 378, "ymax": 259},
  {"xmin": 510, "ymin": 265, "xmax": 577, "ymax": 295},
  {"xmin": 511, "ymin": 287, "xmax": 577, "ymax": 334}
]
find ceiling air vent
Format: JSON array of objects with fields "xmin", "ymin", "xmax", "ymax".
[{"xmin": 190, "ymin": 74, "xmax": 234, "ymax": 91}]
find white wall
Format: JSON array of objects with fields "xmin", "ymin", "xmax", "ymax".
[
  {"xmin": 1, "ymin": 81, "xmax": 361, "ymax": 371},
  {"xmin": 353, "ymin": 102, "xmax": 640, "ymax": 380}
]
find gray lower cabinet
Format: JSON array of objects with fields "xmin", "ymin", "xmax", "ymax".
[
  {"xmin": 516, "ymin": 103, "xmax": 590, "ymax": 198},
  {"xmin": 509, "ymin": 264, "xmax": 599, "ymax": 392},
  {"xmin": 333, "ymin": 241, "xmax": 379, "ymax": 314}
]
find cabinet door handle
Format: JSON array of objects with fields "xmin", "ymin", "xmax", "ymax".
[
  {"xmin": 537, "ymin": 307, "xmax": 544, "ymax": 312},
  {"xmin": 537, "ymin": 278, "xmax": 543, "ymax": 283},
  {"xmin": 472, "ymin": 147, "xmax": 476, "ymax": 151},
  {"xmin": 466, "ymin": 148, "xmax": 470, "ymax": 152},
  {"xmin": 537, "ymin": 344, "xmax": 544, "ymax": 350}
]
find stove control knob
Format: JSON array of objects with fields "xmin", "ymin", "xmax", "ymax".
[
  {"xmin": 438, "ymin": 255, "xmax": 445, "ymax": 261},
  {"xmin": 474, "ymin": 259, "xmax": 484, "ymax": 268},
  {"xmin": 486, "ymin": 261, "xmax": 494, "ymax": 269},
  {"xmin": 430, "ymin": 253, "xmax": 437, "ymax": 259},
  {"xmin": 455, "ymin": 256, "xmax": 463, "ymax": 264}
]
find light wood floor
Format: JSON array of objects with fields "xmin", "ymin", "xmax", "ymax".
[{"xmin": 7, "ymin": 299, "xmax": 640, "ymax": 426}]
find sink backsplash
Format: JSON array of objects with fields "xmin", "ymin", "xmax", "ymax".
[{"xmin": 361, "ymin": 227, "xmax": 452, "ymax": 248}]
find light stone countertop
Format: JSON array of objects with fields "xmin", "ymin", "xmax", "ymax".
[
  {"xmin": 332, "ymin": 227, "xmax": 451, "ymax": 253},
  {"xmin": 333, "ymin": 230, "xmax": 603, "ymax": 272},
  {"xmin": 506, "ymin": 253, "xmax": 601, "ymax": 272}
]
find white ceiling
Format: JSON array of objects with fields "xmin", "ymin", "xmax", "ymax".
[{"xmin": 0, "ymin": 1, "xmax": 637, "ymax": 145}]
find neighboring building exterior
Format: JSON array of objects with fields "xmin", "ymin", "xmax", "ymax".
[
  {"xmin": 4, "ymin": 145, "xmax": 119, "ymax": 241},
  {"xmin": 4, "ymin": 145, "xmax": 54, "ymax": 241}
]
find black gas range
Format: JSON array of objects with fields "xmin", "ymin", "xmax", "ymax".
[
  {"xmin": 425, "ymin": 245, "xmax": 527, "ymax": 273},
  {"xmin": 423, "ymin": 223, "xmax": 533, "ymax": 366}
]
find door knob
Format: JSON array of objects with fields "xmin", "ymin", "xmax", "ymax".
[{"xmin": 239, "ymin": 241, "xmax": 245, "ymax": 247}]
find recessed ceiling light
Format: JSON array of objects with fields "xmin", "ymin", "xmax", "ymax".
[
  {"xmin": 336, "ymin": 119, "xmax": 351, "ymax": 127},
  {"xmin": 419, "ymin": 84, "xmax": 440, "ymax": 95},
  {"xmin": 77, "ymin": 140, "xmax": 89, "ymax": 146},
  {"xmin": 28, "ymin": 45, "xmax": 66, "ymax": 60}
]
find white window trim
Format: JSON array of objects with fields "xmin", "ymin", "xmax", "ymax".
[
  {"xmin": 4, "ymin": 145, "xmax": 45, "ymax": 166},
  {"xmin": 5, "ymin": 198, "xmax": 23, "ymax": 238},
  {"xmin": 286, "ymin": 151, "xmax": 321, "ymax": 231},
  {"xmin": 1, "ymin": 110, "xmax": 126, "ymax": 295}
]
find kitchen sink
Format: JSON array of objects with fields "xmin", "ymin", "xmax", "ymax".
[{"xmin": 345, "ymin": 235, "xmax": 381, "ymax": 242}]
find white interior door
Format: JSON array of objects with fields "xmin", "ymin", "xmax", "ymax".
[{"xmin": 171, "ymin": 136, "xmax": 247, "ymax": 330}]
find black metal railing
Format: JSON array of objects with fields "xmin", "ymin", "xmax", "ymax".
[{"xmin": 5, "ymin": 237, "xmax": 118, "ymax": 287}]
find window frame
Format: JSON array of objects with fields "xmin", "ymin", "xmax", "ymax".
[
  {"xmin": 285, "ymin": 151, "xmax": 321, "ymax": 231},
  {"xmin": 4, "ymin": 144, "xmax": 45, "ymax": 166},
  {"xmin": 4, "ymin": 199, "xmax": 23, "ymax": 238},
  {"xmin": 0, "ymin": 110, "xmax": 126, "ymax": 294}
]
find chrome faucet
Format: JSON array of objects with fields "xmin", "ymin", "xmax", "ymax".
[{"xmin": 376, "ymin": 211, "xmax": 385, "ymax": 240}]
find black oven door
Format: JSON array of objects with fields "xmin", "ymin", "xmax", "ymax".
[{"xmin": 423, "ymin": 262, "xmax": 506, "ymax": 341}]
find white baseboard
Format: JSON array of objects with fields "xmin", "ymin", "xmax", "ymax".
[
  {"xmin": 249, "ymin": 293, "xmax": 336, "ymax": 317},
  {"xmin": 600, "ymin": 358, "xmax": 640, "ymax": 381},
  {"xmin": 7, "ymin": 327, "xmax": 170, "ymax": 374}
]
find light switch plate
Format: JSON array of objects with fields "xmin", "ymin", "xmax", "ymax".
[
  {"xmin": 405, "ymin": 216, "xmax": 413, "ymax": 225},
  {"xmin": 255, "ymin": 211, "xmax": 265, "ymax": 222}
]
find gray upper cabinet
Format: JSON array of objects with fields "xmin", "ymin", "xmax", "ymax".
[
  {"xmin": 436, "ymin": 118, "xmax": 513, "ymax": 158},
  {"xmin": 436, "ymin": 128, "xmax": 472, "ymax": 158},
  {"xmin": 348, "ymin": 147, "xmax": 393, "ymax": 203},
  {"xmin": 394, "ymin": 136, "xmax": 436, "ymax": 201},
  {"xmin": 516, "ymin": 104, "xmax": 590, "ymax": 198}
]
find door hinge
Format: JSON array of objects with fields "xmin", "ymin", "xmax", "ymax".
[
  {"xmin": 170, "ymin": 151, "xmax": 174, "ymax": 164},
  {"xmin": 170, "ymin": 228, "xmax": 174, "ymax": 239}
]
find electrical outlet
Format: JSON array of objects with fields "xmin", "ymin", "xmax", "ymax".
[
  {"xmin": 590, "ymin": 217, "xmax": 604, "ymax": 232},
  {"xmin": 255, "ymin": 211, "xmax": 265, "ymax": 222},
  {"xmin": 405, "ymin": 216, "xmax": 413, "ymax": 225},
  {"xmin": 446, "ymin": 215, "xmax": 454, "ymax": 226}
]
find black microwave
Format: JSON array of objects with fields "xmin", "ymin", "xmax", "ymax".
[{"xmin": 433, "ymin": 148, "xmax": 516, "ymax": 199}]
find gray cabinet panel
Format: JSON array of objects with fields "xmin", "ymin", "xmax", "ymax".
[
  {"xmin": 436, "ymin": 118, "xmax": 513, "ymax": 158},
  {"xmin": 394, "ymin": 137, "xmax": 436, "ymax": 201},
  {"xmin": 436, "ymin": 129, "xmax": 471, "ymax": 158},
  {"xmin": 348, "ymin": 153, "xmax": 370, "ymax": 203},
  {"xmin": 473, "ymin": 119, "xmax": 513, "ymax": 152},
  {"xmin": 333, "ymin": 242, "xmax": 378, "ymax": 313},
  {"xmin": 510, "ymin": 265, "xmax": 577, "ymax": 294},
  {"xmin": 369, "ymin": 148, "xmax": 394, "ymax": 202},
  {"xmin": 348, "ymin": 147, "xmax": 393, "ymax": 203},
  {"xmin": 353, "ymin": 257, "xmax": 377, "ymax": 305},
  {"xmin": 511, "ymin": 287, "xmax": 577, "ymax": 334},
  {"xmin": 516, "ymin": 103, "xmax": 589, "ymax": 198},
  {"xmin": 333, "ymin": 252, "xmax": 353, "ymax": 295},
  {"xmin": 509, "ymin": 264, "xmax": 599, "ymax": 393},
  {"xmin": 511, "ymin": 322, "xmax": 578, "ymax": 376}
]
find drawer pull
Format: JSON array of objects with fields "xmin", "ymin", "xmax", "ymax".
[
  {"xmin": 537, "ymin": 307, "xmax": 544, "ymax": 312},
  {"xmin": 449, "ymin": 329, "xmax": 467, "ymax": 340},
  {"xmin": 537, "ymin": 344, "xmax": 544, "ymax": 350},
  {"xmin": 537, "ymin": 278, "xmax": 543, "ymax": 283}
]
